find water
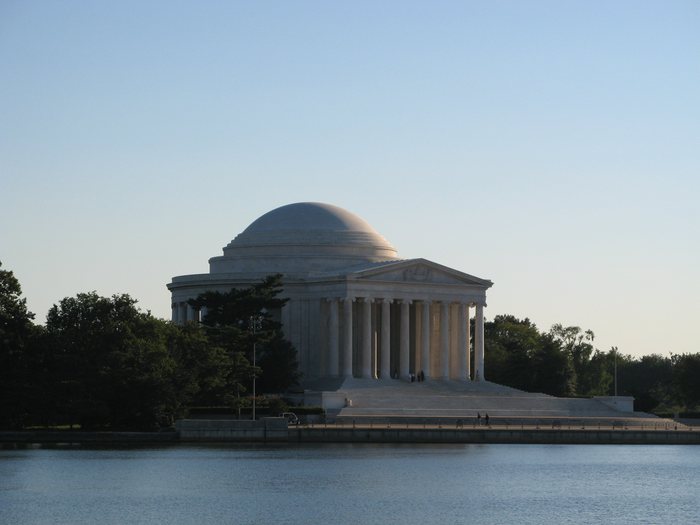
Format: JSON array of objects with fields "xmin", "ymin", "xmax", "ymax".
[{"xmin": 1, "ymin": 444, "xmax": 698, "ymax": 524}]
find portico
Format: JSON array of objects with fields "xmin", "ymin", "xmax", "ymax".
[{"xmin": 312, "ymin": 266, "xmax": 488, "ymax": 382}]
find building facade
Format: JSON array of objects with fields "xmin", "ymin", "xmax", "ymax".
[{"xmin": 167, "ymin": 202, "xmax": 492, "ymax": 384}]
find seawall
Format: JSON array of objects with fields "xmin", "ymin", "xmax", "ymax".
[
  {"xmin": 288, "ymin": 426, "xmax": 700, "ymax": 445},
  {"xmin": 175, "ymin": 419, "xmax": 700, "ymax": 445},
  {"xmin": 3, "ymin": 420, "xmax": 700, "ymax": 445},
  {"xmin": 0, "ymin": 431, "xmax": 178, "ymax": 445}
]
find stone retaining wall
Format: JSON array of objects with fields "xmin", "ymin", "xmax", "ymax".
[
  {"xmin": 3, "ymin": 423, "xmax": 699, "ymax": 445},
  {"xmin": 289, "ymin": 427, "xmax": 700, "ymax": 445},
  {"xmin": 176, "ymin": 418, "xmax": 288, "ymax": 442},
  {"xmin": 0, "ymin": 431, "xmax": 177, "ymax": 444}
]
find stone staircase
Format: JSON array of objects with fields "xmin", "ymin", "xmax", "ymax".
[{"xmin": 320, "ymin": 378, "xmax": 673, "ymax": 428}]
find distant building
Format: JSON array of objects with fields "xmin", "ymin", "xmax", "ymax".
[{"xmin": 168, "ymin": 202, "xmax": 492, "ymax": 384}]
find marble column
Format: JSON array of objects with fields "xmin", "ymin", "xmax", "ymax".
[
  {"xmin": 361, "ymin": 298, "xmax": 373, "ymax": 379},
  {"xmin": 421, "ymin": 300, "xmax": 431, "ymax": 379},
  {"xmin": 474, "ymin": 303, "xmax": 485, "ymax": 381},
  {"xmin": 400, "ymin": 299, "xmax": 411, "ymax": 380},
  {"xmin": 179, "ymin": 302, "xmax": 188, "ymax": 325},
  {"xmin": 440, "ymin": 301, "xmax": 450, "ymax": 379},
  {"xmin": 467, "ymin": 304, "xmax": 473, "ymax": 380},
  {"xmin": 171, "ymin": 303, "xmax": 178, "ymax": 323},
  {"xmin": 187, "ymin": 304, "xmax": 198, "ymax": 323},
  {"xmin": 342, "ymin": 297, "xmax": 353, "ymax": 378},
  {"xmin": 380, "ymin": 299, "xmax": 391, "ymax": 380},
  {"xmin": 281, "ymin": 302, "xmax": 291, "ymax": 337},
  {"xmin": 458, "ymin": 303, "xmax": 468, "ymax": 381},
  {"xmin": 328, "ymin": 299, "xmax": 340, "ymax": 377},
  {"xmin": 449, "ymin": 304, "xmax": 459, "ymax": 379}
]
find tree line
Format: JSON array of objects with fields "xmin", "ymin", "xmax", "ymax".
[
  {"xmin": 484, "ymin": 315, "xmax": 700, "ymax": 413},
  {"xmin": 0, "ymin": 262, "xmax": 299, "ymax": 430},
  {"xmin": 2, "ymin": 260, "xmax": 699, "ymax": 430}
]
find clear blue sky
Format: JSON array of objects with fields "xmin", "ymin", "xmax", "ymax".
[{"xmin": 2, "ymin": 1, "xmax": 698, "ymax": 357}]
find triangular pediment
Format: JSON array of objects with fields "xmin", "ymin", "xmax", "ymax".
[{"xmin": 347, "ymin": 259, "xmax": 492, "ymax": 288}]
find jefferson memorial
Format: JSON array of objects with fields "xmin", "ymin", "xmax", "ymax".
[
  {"xmin": 168, "ymin": 202, "xmax": 492, "ymax": 385},
  {"xmin": 169, "ymin": 202, "xmax": 649, "ymax": 421}
]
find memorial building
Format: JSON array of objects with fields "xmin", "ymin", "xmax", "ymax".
[{"xmin": 168, "ymin": 202, "xmax": 492, "ymax": 386}]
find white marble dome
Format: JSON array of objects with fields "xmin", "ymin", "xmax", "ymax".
[{"xmin": 208, "ymin": 202, "xmax": 400, "ymax": 276}]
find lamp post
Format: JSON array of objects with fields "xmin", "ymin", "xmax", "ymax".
[
  {"xmin": 614, "ymin": 349, "xmax": 618, "ymax": 397},
  {"xmin": 249, "ymin": 311, "xmax": 265, "ymax": 420},
  {"xmin": 612, "ymin": 346, "xmax": 618, "ymax": 397}
]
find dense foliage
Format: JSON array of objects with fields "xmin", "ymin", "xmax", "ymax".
[
  {"xmin": 189, "ymin": 274, "xmax": 301, "ymax": 399},
  {"xmin": 0, "ymin": 261, "xmax": 38, "ymax": 428},
  {"xmin": 0, "ymin": 264, "xmax": 299, "ymax": 430},
  {"xmin": 484, "ymin": 314, "xmax": 695, "ymax": 412}
]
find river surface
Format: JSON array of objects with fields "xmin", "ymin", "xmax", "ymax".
[{"xmin": 1, "ymin": 444, "xmax": 698, "ymax": 524}]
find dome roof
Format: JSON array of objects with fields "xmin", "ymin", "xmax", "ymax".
[
  {"xmin": 236, "ymin": 202, "xmax": 392, "ymax": 245},
  {"xmin": 244, "ymin": 202, "xmax": 377, "ymax": 233},
  {"xmin": 210, "ymin": 202, "xmax": 400, "ymax": 275}
]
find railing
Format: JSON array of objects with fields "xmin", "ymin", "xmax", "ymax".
[{"xmin": 298, "ymin": 420, "xmax": 694, "ymax": 432}]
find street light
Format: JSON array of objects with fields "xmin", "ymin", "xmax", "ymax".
[
  {"xmin": 611, "ymin": 346, "xmax": 618, "ymax": 396},
  {"xmin": 249, "ymin": 309, "xmax": 266, "ymax": 420}
]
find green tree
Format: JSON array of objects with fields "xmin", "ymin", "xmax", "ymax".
[
  {"xmin": 530, "ymin": 333, "xmax": 576, "ymax": 396},
  {"xmin": 484, "ymin": 316, "xmax": 577, "ymax": 397},
  {"xmin": 256, "ymin": 333, "xmax": 302, "ymax": 393},
  {"xmin": 671, "ymin": 353, "xmax": 700, "ymax": 410},
  {"xmin": 22, "ymin": 325, "xmax": 66, "ymax": 427},
  {"xmin": 549, "ymin": 324, "xmax": 597, "ymax": 395},
  {"xmin": 166, "ymin": 321, "xmax": 229, "ymax": 409},
  {"xmin": 191, "ymin": 274, "xmax": 300, "ymax": 402},
  {"xmin": 484, "ymin": 315, "xmax": 540, "ymax": 391},
  {"xmin": 584, "ymin": 349, "xmax": 614, "ymax": 396},
  {"xmin": 46, "ymin": 292, "xmax": 181, "ymax": 429},
  {"xmin": 484, "ymin": 315, "xmax": 540, "ymax": 390},
  {"xmin": 616, "ymin": 353, "xmax": 673, "ymax": 411},
  {"xmin": 0, "ymin": 261, "xmax": 36, "ymax": 428}
]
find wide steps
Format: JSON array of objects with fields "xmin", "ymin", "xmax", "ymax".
[{"xmin": 314, "ymin": 378, "xmax": 660, "ymax": 422}]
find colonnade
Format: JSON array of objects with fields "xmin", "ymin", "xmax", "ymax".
[
  {"xmin": 171, "ymin": 295, "xmax": 486, "ymax": 383},
  {"xmin": 171, "ymin": 302, "xmax": 205, "ymax": 324},
  {"xmin": 324, "ymin": 297, "xmax": 485, "ymax": 382}
]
